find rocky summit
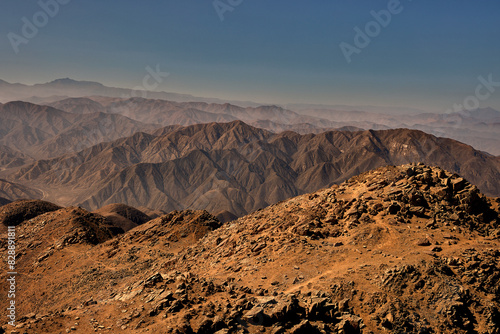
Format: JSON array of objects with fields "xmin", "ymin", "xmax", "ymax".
[{"xmin": 1, "ymin": 164, "xmax": 499, "ymax": 334}]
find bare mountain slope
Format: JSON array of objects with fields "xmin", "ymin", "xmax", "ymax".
[
  {"xmin": 47, "ymin": 97, "xmax": 107, "ymax": 114},
  {"xmin": 48, "ymin": 96, "xmax": 344, "ymax": 131},
  {"xmin": 303, "ymin": 107, "xmax": 500, "ymax": 155},
  {"xmin": 0, "ymin": 101, "xmax": 158, "ymax": 159},
  {"xmin": 0, "ymin": 208, "xmax": 221, "ymax": 333},
  {"xmin": 50, "ymin": 97, "xmax": 239, "ymax": 125},
  {"xmin": 11, "ymin": 121, "xmax": 500, "ymax": 217},
  {"xmin": 165, "ymin": 163, "xmax": 500, "ymax": 333},
  {"xmin": 3, "ymin": 77, "xmax": 498, "ymax": 154},
  {"xmin": 1, "ymin": 164, "xmax": 499, "ymax": 333},
  {"xmin": 92, "ymin": 203, "xmax": 152, "ymax": 232},
  {"xmin": 0, "ymin": 199, "xmax": 61, "ymax": 227},
  {"xmin": 46, "ymin": 95, "xmax": 500, "ymax": 155},
  {"xmin": 0, "ymin": 179, "xmax": 42, "ymax": 200},
  {"xmin": 0, "ymin": 145, "xmax": 32, "ymax": 168}
]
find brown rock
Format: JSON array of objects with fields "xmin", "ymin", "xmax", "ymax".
[{"xmin": 416, "ymin": 238, "xmax": 431, "ymax": 246}]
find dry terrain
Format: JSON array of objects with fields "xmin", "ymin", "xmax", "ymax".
[{"xmin": 1, "ymin": 164, "xmax": 499, "ymax": 333}]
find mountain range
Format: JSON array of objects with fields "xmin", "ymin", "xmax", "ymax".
[
  {"xmin": 45, "ymin": 96, "xmax": 350, "ymax": 131},
  {"xmin": 0, "ymin": 78, "xmax": 262, "ymax": 107},
  {"xmin": 0, "ymin": 101, "xmax": 157, "ymax": 160},
  {"xmin": 1, "ymin": 79, "xmax": 500, "ymax": 333},
  {"xmin": 44, "ymin": 94, "xmax": 500, "ymax": 156},
  {"xmin": 8, "ymin": 120, "xmax": 500, "ymax": 219},
  {"xmin": 302, "ymin": 107, "xmax": 500, "ymax": 156},
  {"xmin": 0, "ymin": 93, "xmax": 499, "ymax": 220},
  {"xmin": 1, "ymin": 78, "xmax": 499, "ymax": 154}
]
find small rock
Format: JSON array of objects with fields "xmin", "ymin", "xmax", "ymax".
[
  {"xmin": 416, "ymin": 238, "xmax": 431, "ymax": 246},
  {"xmin": 290, "ymin": 319, "xmax": 314, "ymax": 333},
  {"xmin": 243, "ymin": 306, "xmax": 265, "ymax": 325},
  {"xmin": 387, "ymin": 202, "xmax": 401, "ymax": 215}
]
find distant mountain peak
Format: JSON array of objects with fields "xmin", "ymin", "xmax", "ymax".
[
  {"xmin": 450, "ymin": 107, "xmax": 500, "ymax": 121},
  {"xmin": 4, "ymin": 100, "xmax": 37, "ymax": 107},
  {"xmin": 44, "ymin": 78, "xmax": 105, "ymax": 87},
  {"xmin": 261, "ymin": 104, "xmax": 284, "ymax": 109}
]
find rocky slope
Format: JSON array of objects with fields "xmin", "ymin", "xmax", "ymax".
[
  {"xmin": 92, "ymin": 203, "xmax": 152, "ymax": 232},
  {"xmin": 0, "ymin": 208, "xmax": 222, "ymax": 333},
  {"xmin": 0, "ymin": 164, "xmax": 499, "ymax": 333},
  {"xmin": 0, "ymin": 179, "xmax": 42, "ymax": 201},
  {"xmin": 0, "ymin": 145, "xmax": 32, "ymax": 168},
  {"xmin": 167, "ymin": 163, "xmax": 500, "ymax": 333},
  {"xmin": 0, "ymin": 199, "xmax": 61, "ymax": 228}
]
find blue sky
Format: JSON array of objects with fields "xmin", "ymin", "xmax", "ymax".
[{"xmin": 1, "ymin": 0, "xmax": 500, "ymax": 112}]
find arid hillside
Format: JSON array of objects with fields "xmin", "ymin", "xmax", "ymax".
[
  {"xmin": 0, "ymin": 101, "xmax": 158, "ymax": 159},
  {"xmin": 0, "ymin": 164, "xmax": 499, "ymax": 333},
  {"xmin": 11, "ymin": 121, "xmax": 500, "ymax": 217}
]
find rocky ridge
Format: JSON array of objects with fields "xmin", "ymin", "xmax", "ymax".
[
  {"xmin": 11, "ymin": 121, "xmax": 500, "ymax": 217},
  {"xmin": 163, "ymin": 163, "xmax": 500, "ymax": 333},
  {"xmin": 0, "ymin": 164, "xmax": 499, "ymax": 333}
]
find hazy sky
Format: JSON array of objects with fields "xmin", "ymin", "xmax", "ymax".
[{"xmin": 1, "ymin": 0, "xmax": 500, "ymax": 112}]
